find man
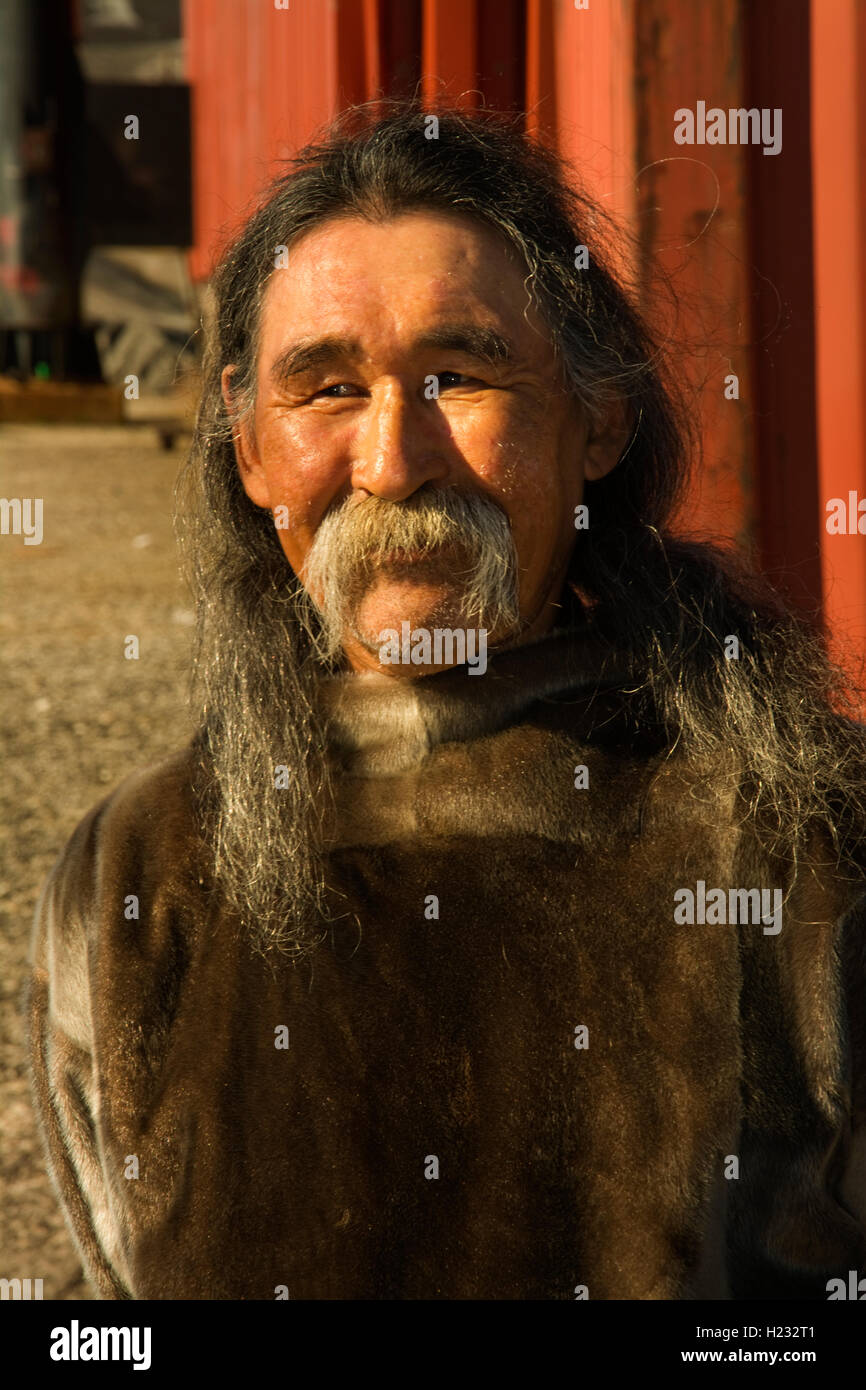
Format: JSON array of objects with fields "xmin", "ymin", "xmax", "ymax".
[{"xmin": 28, "ymin": 101, "xmax": 866, "ymax": 1300}]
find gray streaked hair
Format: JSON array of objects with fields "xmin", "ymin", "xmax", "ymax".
[{"xmin": 176, "ymin": 98, "xmax": 866, "ymax": 958}]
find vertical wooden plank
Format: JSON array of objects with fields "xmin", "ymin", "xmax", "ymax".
[
  {"xmin": 335, "ymin": 0, "xmax": 368, "ymax": 108},
  {"xmin": 810, "ymin": 0, "xmax": 866, "ymax": 669},
  {"xmin": 553, "ymin": 0, "xmax": 635, "ymax": 231},
  {"xmin": 525, "ymin": 0, "xmax": 557, "ymax": 142},
  {"xmin": 743, "ymin": 0, "xmax": 822, "ymax": 619},
  {"xmin": 184, "ymin": 0, "xmax": 377, "ymax": 282},
  {"xmin": 422, "ymin": 0, "xmax": 478, "ymax": 107},
  {"xmin": 380, "ymin": 0, "xmax": 423, "ymax": 99},
  {"xmin": 229, "ymin": 0, "xmax": 249, "ymax": 232},
  {"xmin": 861, "ymin": 0, "xmax": 866, "ymax": 454},
  {"xmin": 245, "ymin": 0, "xmax": 264, "ymax": 201},
  {"xmin": 266, "ymin": 0, "xmax": 296, "ymax": 164},
  {"xmin": 183, "ymin": 0, "xmax": 219, "ymax": 281},
  {"xmin": 363, "ymin": 0, "xmax": 383, "ymax": 96},
  {"xmin": 478, "ymin": 0, "xmax": 524, "ymax": 114},
  {"xmin": 633, "ymin": 0, "xmax": 754, "ymax": 549}
]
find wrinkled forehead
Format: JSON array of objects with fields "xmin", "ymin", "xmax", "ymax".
[{"xmin": 254, "ymin": 209, "xmax": 555, "ymax": 368}]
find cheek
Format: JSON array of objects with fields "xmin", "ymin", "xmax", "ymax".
[
  {"xmin": 253, "ymin": 411, "xmax": 347, "ymax": 564},
  {"xmin": 452, "ymin": 398, "xmax": 567, "ymax": 485},
  {"xmin": 451, "ymin": 407, "xmax": 579, "ymax": 562}
]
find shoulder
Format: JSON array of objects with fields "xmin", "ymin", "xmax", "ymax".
[
  {"xmin": 31, "ymin": 742, "xmax": 207, "ymax": 965},
  {"xmin": 93, "ymin": 743, "xmax": 204, "ymax": 874}
]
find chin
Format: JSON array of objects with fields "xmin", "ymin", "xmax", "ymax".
[{"xmin": 355, "ymin": 580, "xmax": 468, "ymax": 643}]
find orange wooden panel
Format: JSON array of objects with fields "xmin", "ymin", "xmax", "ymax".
[
  {"xmin": 525, "ymin": 0, "xmax": 557, "ymax": 141},
  {"xmin": 811, "ymin": 0, "xmax": 866, "ymax": 673},
  {"xmin": 378, "ymin": 0, "xmax": 423, "ymax": 100},
  {"xmin": 552, "ymin": 0, "xmax": 636, "ymax": 231},
  {"xmin": 422, "ymin": 0, "xmax": 478, "ymax": 107},
  {"xmin": 183, "ymin": 0, "xmax": 373, "ymax": 282},
  {"xmin": 477, "ymin": 0, "xmax": 524, "ymax": 113},
  {"xmin": 743, "ymin": 0, "xmax": 822, "ymax": 619},
  {"xmin": 633, "ymin": 0, "xmax": 754, "ymax": 550},
  {"xmin": 363, "ymin": 0, "xmax": 383, "ymax": 96},
  {"xmin": 335, "ymin": 0, "xmax": 369, "ymax": 109}
]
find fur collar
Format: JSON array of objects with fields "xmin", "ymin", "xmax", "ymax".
[{"xmin": 318, "ymin": 623, "xmax": 632, "ymax": 775}]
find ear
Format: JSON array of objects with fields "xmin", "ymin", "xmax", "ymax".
[
  {"xmin": 221, "ymin": 365, "xmax": 271, "ymax": 509},
  {"xmin": 583, "ymin": 397, "xmax": 633, "ymax": 482}
]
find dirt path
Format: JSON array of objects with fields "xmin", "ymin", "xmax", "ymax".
[{"xmin": 1, "ymin": 424, "xmax": 195, "ymax": 1299}]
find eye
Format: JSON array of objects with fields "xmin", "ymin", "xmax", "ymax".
[
  {"xmin": 436, "ymin": 371, "xmax": 474, "ymax": 389},
  {"xmin": 315, "ymin": 382, "xmax": 361, "ymax": 398}
]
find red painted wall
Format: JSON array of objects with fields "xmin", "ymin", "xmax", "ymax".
[
  {"xmin": 182, "ymin": 0, "xmax": 866, "ymax": 675},
  {"xmin": 810, "ymin": 0, "xmax": 866, "ymax": 674}
]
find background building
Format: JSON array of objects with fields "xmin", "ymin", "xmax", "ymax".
[
  {"xmin": 1, "ymin": 0, "xmax": 864, "ymax": 1303},
  {"xmin": 182, "ymin": 0, "xmax": 866, "ymax": 672},
  {"xmin": 5, "ymin": 0, "xmax": 863, "ymax": 659}
]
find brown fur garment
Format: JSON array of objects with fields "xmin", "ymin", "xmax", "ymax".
[{"xmin": 27, "ymin": 628, "xmax": 866, "ymax": 1299}]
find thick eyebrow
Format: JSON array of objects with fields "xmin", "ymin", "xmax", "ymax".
[
  {"xmin": 268, "ymin": 322, "xmax": 515, "ymax": 388},
  {"xmin": 269, "ymin": 337, "xmax": 362, "ymax": 387},
  {"xmin": 413, "ymin": 324, "xmax": 514, "ymax": 367}
]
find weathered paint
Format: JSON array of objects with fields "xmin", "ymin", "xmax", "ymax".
[
  {"xmin": 181, "ymin": 0, "xmax": 866, "ymax": 679},
  {"xmin": 634, "ymin": 0, "xmax": 754, "ymax": 550},
  {"xmin": 810, "ymin": 0, "xmax": 866, "ymax": 673}
]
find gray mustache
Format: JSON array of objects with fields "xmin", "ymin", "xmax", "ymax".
[
  {"xmin": 299, "ymin": 487, "xmax": 520, "ymax": 660},
  {"xmin": 325, "ymin": 489, "xmax": 508, "ymax": 553}
]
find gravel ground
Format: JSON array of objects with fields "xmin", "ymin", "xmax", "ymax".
[{"xmin": 1, "ymin": 424, "xmax": 195, "ymax": 1299}]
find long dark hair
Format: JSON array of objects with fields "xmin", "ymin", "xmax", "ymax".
[{"xmin": 176, "ymin": 98, "xmax": 866, "ymax": 955}]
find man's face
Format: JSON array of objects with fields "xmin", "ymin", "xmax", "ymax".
[{"xmin": 225, "ymin": 210, "xmax": 624, "ymax": 675}]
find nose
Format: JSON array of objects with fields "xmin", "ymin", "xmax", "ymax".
[{"xmin": 350, "ymin": 380, "xmax": 450, "ymax": 501}]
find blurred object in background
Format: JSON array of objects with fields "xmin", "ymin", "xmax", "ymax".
[
  {"xmin": 83, "ymin": 249, "xmax": 197, "ymax": 395},
  {"xmin": 0, "ymin": 0, "xmax": 198, "ymax": 438},
  {"xmin": 0, "ymin": 0, "xmax": 97, "ymax": 380}
]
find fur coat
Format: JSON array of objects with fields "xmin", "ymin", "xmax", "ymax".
[{"xmin": 27, "ymin": 626, "xmax": 866, "ymax": 1299}]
